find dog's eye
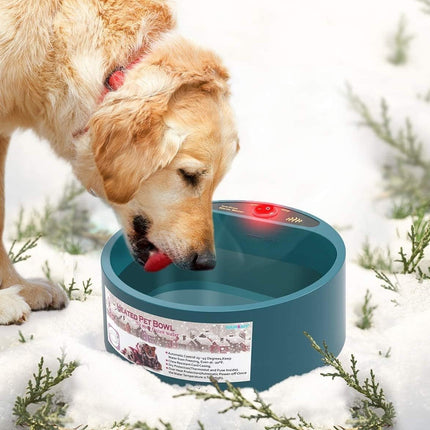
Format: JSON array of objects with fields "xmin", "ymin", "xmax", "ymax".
[{"xmin": 178, "ymin": 168, "xmax": 200, "ymax": 187}]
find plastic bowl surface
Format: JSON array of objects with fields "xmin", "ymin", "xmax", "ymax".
[{"xmin": 102, "ymin": 201, "xmax": 345, "ymax": 390}]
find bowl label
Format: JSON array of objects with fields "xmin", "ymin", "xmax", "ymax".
[{"xmin": 105, "ymin": 289, "xmax": 253, "ymax": 383}]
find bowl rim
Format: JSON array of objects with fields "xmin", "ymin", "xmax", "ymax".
[{"xmin": 101, "ymin": 202, "xmax": 346, "ymax": 313}]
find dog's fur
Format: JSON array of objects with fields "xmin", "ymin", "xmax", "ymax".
[{"xmin": 0, "ymin": 0, "xmax": 239, "ymax": 324}]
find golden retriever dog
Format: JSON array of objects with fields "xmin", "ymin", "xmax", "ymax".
[{"xmin": 0, "ymin": 0, "xmax": 239, "ymax": 324}]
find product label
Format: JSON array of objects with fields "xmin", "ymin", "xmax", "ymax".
[{"xmin": 105, "ymin": 289, "xmax": 253, "ymax": 383}]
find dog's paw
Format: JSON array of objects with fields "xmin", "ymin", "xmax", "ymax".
[
  {"xmin": 0, "ymin": 285, "xmax": 31, "ymax": 325},
  {"xmin": 18, "ymin": 278, "xmax": 68, "ymax": 311}
]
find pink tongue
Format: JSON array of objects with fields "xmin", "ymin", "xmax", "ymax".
[{"xmin": 144, "ymin": 250, "xmax": 172, "ymax": 272}]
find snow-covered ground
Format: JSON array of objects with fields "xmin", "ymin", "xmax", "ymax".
[{"xmin": 1, "ymin": 0, "xmax": 430, "ymax": 428}]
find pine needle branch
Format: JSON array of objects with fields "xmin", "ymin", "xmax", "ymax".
[
  {"xmin": 396, "ymin": 221, "xmax": 430, "ymax": 275},
  {"xmin": 110, "ymin": 418, "xmax": 173, "ymax": 430},
  {"xmin": 59, "ymin": 277, "xmax": 93, "ymax": 301},
  {"xmin": 373, "ymin": 270, "xmax": 399, "ymax": 292},
  {"xmin": 13, "ymin": 180, "xmax": 110, "ymax": 254},
  {"xmin": 356, "ymin": 290, "xmax": 378, "ymax": 330},
  {"xmin": 13, "ymin": 354, "xmax": 79, "ymax": 430},
  {"xmin": 417, "ymin": 0, "xmax": 430, "ymax": 14},
  {"xmin": 347, "ymin": 85, "xmax": 430, "ymax": 209},
  {"xmin": 347, "ymin": 86, "xmax": 426, "ymax": 168},
  {"xmin": 18, "ymin": 331, "xmax": 34, "ymax": 343},
  {"xmin": 8, "ymin": 235, "xmax": 42, "ymax": 264},
  {"xmin": 356, "ymin": 238, "xmax": 393, "ymax": 271},
  {"xmin": 175, "ymin": 377, "xmax": 314, "ymax": 430},
  {"xmin": 305, "ymin": 333, "xmax": 396, "ymax": 430},
  {"xmin": 387, "ymin": 15, "xmax": 414, "ymax": 66}
]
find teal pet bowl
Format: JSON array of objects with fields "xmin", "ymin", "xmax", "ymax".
[{"xmin": 102, "ymin": 201, "xmax": 345, "ymax": 390}]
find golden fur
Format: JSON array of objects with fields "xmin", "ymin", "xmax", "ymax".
[{"xmin": 0, "ymin": 0, "xmax": 238, "ymax": 324}]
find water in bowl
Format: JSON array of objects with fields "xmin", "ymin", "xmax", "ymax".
[{"xmin": 119, "ymin": 249, "xmax": 322, "ymax": 307}]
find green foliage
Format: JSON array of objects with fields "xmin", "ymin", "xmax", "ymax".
[
  {"xmin": 13, "ymin": 342, "xmax": 395, "ymax": 430},
  {"xmin": 63, "ymin": 237, "xmax": 85, "ymax": 255},
  {"xmin": 378, "ymin": 348, "xmax": 392, "ymax": 359},
  {"xmin": 361, "ymin": 210, "xmax": 430, "ymax": 285},
  {"xmin": 416, "ymin": 88, "xmax": 430, "ymax": 103},
  {"xmin": 396, "ymin": 214, "xmax": 430, "ymax": 278},
  {"xmin": 373, "ymin": 269, "xmax": 399, "ymax": 292},
  {"xmin": 8, "ymin": 236, "xmax": 41, "ymax": 264},
  {"xmin": 60, "ymin": 277, "xmax": 93, "ymax": 301},
  {"xmin": 13, "ymin": 356, "xmax": 172, "ymax": 430},
  {"xmin": 356, "ymin": 238, "xmax": 393, "ymax": 272},
  {"xmin": 42, "ymin": 260, "xmax": 93, "ymax": 301},
  {"xmin": 305, "ymin": 333, "xmax": 396, "ymax": 430},
  {"xmin": 178, "ymin": 335, "xmax": 396, "ymax": 430},
  {"xmin": 18, "ymin": 331, "xmax": 34, "ymax": 343},
  {"xmin": 111, "ymin": 418, "xmax": 173, "ymax": 430},
  {"xmin": 176, "ymin": 377, "xmax": 315, "ymax": 430},
  {"xmin": 13, "ymin": 355, "xmax": 79, "ymax": 430},
  {"xmin": 41, "ymin": 260, "xmax": 53, "ymax": 282},
  {"xmin": 356, "ymin": 290, "xmax": 378, "ymax": 330},
  {"xmin": 348, "ymin": 85, "xmax": 430, "ymax": 282},
  {"xmin": 13, "ymin": 180, "xmax": 110, "ymax": 255},
  {"xmin": 388, "ymin": 200, "xmax": 414, "ymax": 219},
  {"xmin": 347, "ymin": 85, "xmax": 430, "ymax": 211},
  {"xmin": 417, "ymin": 0, "xmax": 430, "ymax": 14},
  {"xmin": 387, "ymin": 15, "xmax": 414, "ymax": 65}
]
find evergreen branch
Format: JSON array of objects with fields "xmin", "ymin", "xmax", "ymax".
[
  {"xmin": 175, "ymin": 377, "xmax": 314, "ymax": 430},
  {"xmin": 8, "ymin": 235, "xmax": 42, "ymax": 264},
  {"xmin": 60, "ymin": 278, "xmax": 80, "ymax": 300},
  {"xmin": 417, "ymin": 0, "xmax": 430, "ymax": 14},
  {"xmin": 12, "ymin": 180, "xmax": 110, "ymax": 255},
  {"xmin": 356, "ymin": 290, "xmax": 378, "ymax": 330},
  {"xmin": 59, "ymin": 278, "xmax": 93, "ymax": 301},
  {"xmin": 110, "ymin": 418, "xmax": 173, "ymax": 430},
  {"xmin": 373, "ymin": 270, "xmax": 399, "ymax": 293},
  {"xmin": 57, "ymin": 181, "xmax": 85, "ymax": 211},
  {"xmin": 42, "ymin": 260, "xmax": 53, "ymax": 282},
  {"xmin": 82, "ymin": 279, "xmax": 93, "ymax": 298},
  {"xmin": 347, "ymin": 86, "xmax": 426, "ymax": 168},
  {"xmin": 13, "ymin": 354, "xmax": 79, "ymax": 430},
  {"xmin": 305, "ymin": 333, "xmax": 396, "ymax": 430},
  {"xmin": 18, "ymin": 331, "xmax": 34, "ymax": 343},
  {"xmin": 396, "ymin": 222, "xmax": 430, "ymax": 274},
  {"xmin": 388, "ymin": 199, "xmax": 414, "ymax": 219},
  {"xmin": 356, "ymin": 238, "xmax": 393, "ymax": 272},
  {"xmin": 347, "ymin": 85, "xmax": 430, "ymax": 209},
  {"xmin": 387, "ymin": 15, "xmax": 414, "ymax": 66},
  {"xmin": 378, "ymin": 348, "xmax": 392, "ymax": 359}
]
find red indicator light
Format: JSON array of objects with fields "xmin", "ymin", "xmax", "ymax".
[{"xmin": 253, "ymin": 204, "xmax": 279, "ymax": 218}]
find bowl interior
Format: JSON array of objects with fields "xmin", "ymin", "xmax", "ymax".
[{"xmin": 110, "ymin": 212, "xmax": 337, "ymax": 307}]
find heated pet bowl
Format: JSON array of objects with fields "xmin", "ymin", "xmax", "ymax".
[{"xmin": 102, "ymin": 201, "xmax": 345, "ymax": 390}]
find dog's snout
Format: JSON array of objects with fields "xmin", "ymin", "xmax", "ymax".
[
  {"xmin": 132, "ymin": 215, "xmax": 150, "ymax": 236},
  {"xmin": 190, "ymin": 251, "xmax": 216, "ymax": 271}
]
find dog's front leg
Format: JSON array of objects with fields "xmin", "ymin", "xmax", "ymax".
[{"xmin": 0, "ymin": 135, "xmax": 67, "ymax": 324}]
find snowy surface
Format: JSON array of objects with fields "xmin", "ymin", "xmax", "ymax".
[{"xmin": 1, "ymin": 0, "xmax": 430, "ymax": 428}]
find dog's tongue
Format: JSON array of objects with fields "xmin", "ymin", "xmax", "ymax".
[{"xmin": 144, "ymin": 250, "xmax": 172, "ymax": 272}]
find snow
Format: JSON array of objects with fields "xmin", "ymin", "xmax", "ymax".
[{"xmin": 1, "ymin": 0, "xmax": 430, "ymax": 428}]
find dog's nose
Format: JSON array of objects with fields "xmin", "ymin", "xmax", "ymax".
[{"xmin": 190, "ymin": 251, "xmax": 216, "ymax": 271}]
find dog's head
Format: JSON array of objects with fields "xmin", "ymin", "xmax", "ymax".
[{"xmin": 88, "ymin": 37, "xmax": 239, "ymax": 271}]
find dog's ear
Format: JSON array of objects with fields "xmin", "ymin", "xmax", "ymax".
[
  {"xmin": 90, "ymin": 55, "xmax": 229, "ymax": 204},
  {"xmin": 90, "ymin": 87, "xmax": 184, "ymax": 204}
]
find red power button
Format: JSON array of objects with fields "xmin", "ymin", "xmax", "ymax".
[{"xmin": 253, "ymin": 204, "xmax": 279, "ymax": 218}]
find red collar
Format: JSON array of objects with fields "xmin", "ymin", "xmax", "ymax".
[
  {"xmin": 73, "ymin": 56, "xmax": 143, "ymax": 138},
  {"xmin": 101, "ymin": 56, "xmax": 142, "ymax": 98}
]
